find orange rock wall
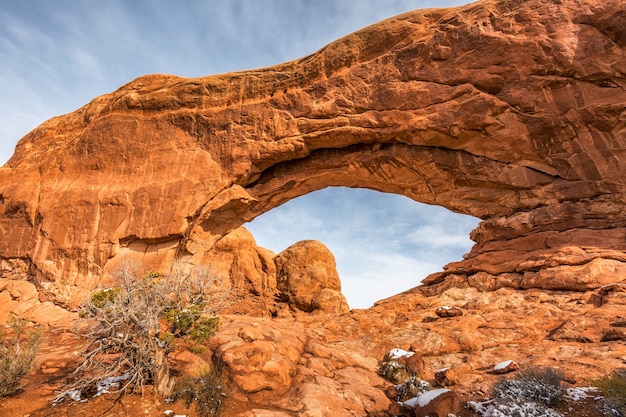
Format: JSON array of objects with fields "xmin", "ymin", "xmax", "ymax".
[{"xmin": 0, "ymin": 0, "xmax": 625, "ymax": 308}]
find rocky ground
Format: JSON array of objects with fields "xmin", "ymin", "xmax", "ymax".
[{"xmin": 1, "ymin": 279, "xmax": 624, "ymax": 416}]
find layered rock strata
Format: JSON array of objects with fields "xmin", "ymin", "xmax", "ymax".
[{"xmin": 0, "ymin": 0, "xmax": 625, "ymax": 307}]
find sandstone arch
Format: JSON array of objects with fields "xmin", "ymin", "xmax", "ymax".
[{"xmin": 1, "ymin": 0, "xmax": 625, "ymax": 308}]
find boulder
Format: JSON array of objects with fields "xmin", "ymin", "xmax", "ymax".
[
  {"xmin": 210, "ymin": 317, "xmax": 306, "ymax": 397},
  {"xmin": 434, "ymin": 367, "xmax": 457, "ymax": 387},
  {"xmin": 384, "ymin": 348, "xmax": 425, "ymax": 377},
  {"xmin": 274, "ymin": 240, "xmax": 349, "ymax": 314},
  {"xmin": 493, "ymin": 360, "xmax": 520, "ymax": 374},
  {"xmin": 435, "ymin": 306, "xmax": 463, "ymax": 318},
  {"xmin": 405, "ymin": 388, "xmax": 460, "ymax": 417}
]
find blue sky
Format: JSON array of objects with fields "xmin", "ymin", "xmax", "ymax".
[{"xmin": 0, "ymin": 0, "xmax": 477, "ymax": 308}]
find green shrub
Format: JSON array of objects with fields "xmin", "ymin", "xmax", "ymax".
[
  {"xmin": 165, "ymin": 305, "xmax": 203, "ymax": 336},
  {"xmin": 0, "ymin": 316, "xmax": 41, "ymax": 397},
  {"xmin": 595, "ymin": 369, "xmax": 626, "ymax": 417},
  {"xmin": 188, "ymin": 316, "xmax": 220, "ymax": 353},
  {"xmin": 163, "ymin": 306, "xmax": 220, "ymax": 353},
  {"xmin": 89, "ymin": 287, "xmax": 121, "ymax": 308}
]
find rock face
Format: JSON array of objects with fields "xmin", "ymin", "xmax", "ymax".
[
  {"xmin": 0, "ymin": 0, "xmax": 625, "ymax": 306},
  {"xmin": 275, "ymin": 240, "xmax": 349, "ymax": 314}
]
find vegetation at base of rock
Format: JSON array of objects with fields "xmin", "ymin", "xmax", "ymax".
[
  {"xmin": 492, "ymin": 366, "xmax": 564, "ymax": 407},
  {"xmin": 55, "ymin": 261, "xmax": 229, "ymax": 403},
  {"xmin": 380, "ymin": 360, "xmax": 410, "ymax": 384},
  {"xmin": 594, "ymin": 369, "xmax": 626, "ymax": 417},
  {"xmin": 0, "ymin": 316, "xmax": 41, "ymax": 398},
  {"xmin": 395, "ymin": 376, "xmax": 430, "ymax": 402},
  {"xmin": 469, "ymin": 366, "xmax": 566, "ymax": 417},
  {"xmin": 170, "ymin": 360, "xmax": 227, "ymax": 417}
]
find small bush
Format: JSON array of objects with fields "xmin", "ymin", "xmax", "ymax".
[
  {"xmin": 595, "ymin": 369, "xmax": 626, "ymax": 417},
  {"xmin": 89, "ymin": 287, "xmax": 121, "ymax": 308},
  {"xmin": 380, "ymin": 360, "xmax": 409, "ymax": 384},
  {"xmin": 188, "ymin": 316, "xmax": 220, "ymax": 353},
  {"xmin": 0, "ymin": 316, "xmax": 41, "ymax": 397},
  {"xmin": 171, "ymin": 362, "xmax": 227, "ymax": 417},
  {"xmin": 492, "ymin": 366, "xmax": 564, "ymax": 406},
  {"xmin": 395, "ymin": 376, "xmax": 430, "ymax": 402}
]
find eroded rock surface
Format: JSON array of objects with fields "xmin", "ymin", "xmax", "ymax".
[
  {"xmin": 275, "ymin": 240, "xmax": 349, "ymax": 314},
  {"xmin": 0, "ymin": 0, "xmax": 625, "ymax": 307}
]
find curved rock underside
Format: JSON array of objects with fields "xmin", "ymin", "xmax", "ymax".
[{"xmin": 1, "ymin": 0, "xmax": 625, "ymax": 311}]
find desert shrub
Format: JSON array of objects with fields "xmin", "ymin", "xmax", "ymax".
[
  {"xmin": 595, "ymin": 369, "xmax": 626, "ymax": 417},
  {"xmin": 474, "ymin": 366, "xmax": 566, "ymax": 417},
  {"xmin": 380, "ymin": 360, "xmax": 409, "ymax": 384},
  {"xmin": 171, "ymin": 360, "xmax": 227, "ymax": 417},
  {"xmin": 55, "ymin": 261, "xmax": 229, "ymax": 403},
  {"xmin": 395, "ymin": 376, "xmax": 430, "ymax": 401},
  {"xmin": 492, "ymin": 366, "xmax": 564, "ymax": 406},
  {"xmin": 0, "ymin": 316, "xmax": 41, "ymax": 397}
]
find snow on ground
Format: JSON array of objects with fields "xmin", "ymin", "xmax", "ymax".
[
  {"xmin": 387, "ymin": 348, "xmax": 414, "ymax": 359},
  {"xmin": 563, "ymin": 387, "xmax": 599, "ymax": 401},
  {"xmin": 469, "ymin": 398, "xmax": 563, "ymax": 417},
  {"xmin": 469, "ymin": 386, "xmax": 606, "ymax": 417},
  {"xmin": 403, "ymin": 388, "xmax": 450, "ymax": 408},
  {"xmin": 493, "ymin": 360, "xmax": 514, "ymax": 372},
  {"xmin": 95, "ymin": 373, "xmax": 131, "ymax": 397}
]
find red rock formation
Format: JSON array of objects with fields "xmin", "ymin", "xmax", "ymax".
[
  {"xmin": 274, "ymin": 240, "xmax": 349, "ymax": 314},
  {"xmin": 1, "ymin": 0, "xmax": 626, "ymax": 414},
  {"xmin": 1, "ymin": 0, "xmax": 625, "ymax": 308}
]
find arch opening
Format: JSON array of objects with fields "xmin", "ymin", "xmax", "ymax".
[{"xmin": 245, "ymin": 186, "xmax": 480, "ymax": 308}]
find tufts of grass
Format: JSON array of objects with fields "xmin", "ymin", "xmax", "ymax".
[{"xmin": 595, "ymin": 369, "xmax": 626, "ymax": 417}]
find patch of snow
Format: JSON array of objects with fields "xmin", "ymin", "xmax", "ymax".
[
  {"xmin": 52, "ymin": 389, "xmax": 84, "ymax": 405},
  {"xmin": 564, "ymin": 387, "xmax": 598, "ymax": 401},
  {"xmin": 469, "ymin": 398, "xmax": 563, "ymax": 417},
  {"xmin": 95, "ymin": 373, "xmax": 131, "ymax": 397},
  {"xmin": 388, "ymin": 348, "xmax": 414, "ymax": 359},
  {"xmin": 469, "ymin": 399, "xmax": 496, "ymax": 416},
  {"xmin": 493, "ymin": 360, "xmax": 514, "ymax": 371},
  {"xmin": 403, "ymin": 388, "xmax": 451, "ymax": 408}
]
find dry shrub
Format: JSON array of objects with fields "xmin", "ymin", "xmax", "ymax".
[
  {"xmin": 55, "ymin": 260, "xmax": 229, "ymax": 403},
  {"xmin": 171, "ymin": 358, "xmax": 227, "ymax": 417},
  {"xmin": 0, "ymin": 316, "xmax": 41, "ymax": 397},
  {"xmin": 492, "ymin": 366, "xmax": 564, "ymax": 407}
]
